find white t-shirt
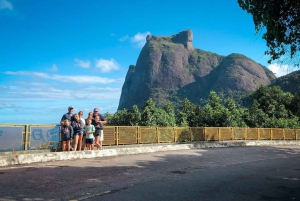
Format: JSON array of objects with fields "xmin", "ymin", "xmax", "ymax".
[{"xmin": 80, "ymin": 118, "xmax": 86, "ymax": 128}]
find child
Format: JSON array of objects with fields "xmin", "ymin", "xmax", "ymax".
[
  {"xmin": 93, "ymin": 116, "xmax": 104, "ymax": 150},
  {"xmin": 71, "ymin": 113, "xmax": 84, "ymax": 151},
  {"xmin": 84, "ymin": 119, "xmax": 95, "ymax": 150},
  {"xmin": 61, "ymin": 119, "xmax": 73, "ymax": 151}
]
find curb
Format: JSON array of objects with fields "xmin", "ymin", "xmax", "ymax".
[{"xmin": 1, "ymin": 140, "xmax": 300, "ymax": 167}]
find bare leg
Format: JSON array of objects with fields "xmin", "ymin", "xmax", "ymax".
[
  {"xmin": 67, "ymin": 140, "xmax": 71, "ymax": 151},
  {"xmin": 82, "ymin": 136, "xmax": 86, "ymax": 150},
  {"xmin": 95, "ymin": 136, "xmax": 100, "ymax": 150},
  {"xmin": 99, "ymin": 140, "xmax": 103, "ymax": 150},
  {"xmin": 78, "ymin": 134, "xmax": 83, "ymax": 151},
  {"xmin": 73, "ymin": 135, "xmax": 79, "ymax": 151},
  {"xmin": 62, "ymin": 141, "xmax": 66, "ymax": 151}
]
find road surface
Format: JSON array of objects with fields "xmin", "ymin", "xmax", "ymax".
[{"xmin": 0, "ymin": 146, "xmax": 300, "ymax": 201}]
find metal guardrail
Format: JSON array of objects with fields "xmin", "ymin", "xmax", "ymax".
[{"xmin": 0, "ymin": 124, "xmax": 299, "ymax": 152}]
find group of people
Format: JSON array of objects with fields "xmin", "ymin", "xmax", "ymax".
[{"xmin": 60, "ymin": 106, "xmax": 107, "ymax": 152}]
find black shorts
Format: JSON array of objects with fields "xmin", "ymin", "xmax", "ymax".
[
  {"xmin": 63, "ymin": 136, "xmax": 71, "ymax": 141},
  {"xmin": 86, "ymin": 138, "xmax": 93, "ymax": 144},
  {"xmin": 74, "ymin": 131, "xmax": 83, "ymax": 136}
]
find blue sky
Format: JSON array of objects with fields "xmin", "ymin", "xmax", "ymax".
[{"xmin": 0, "ymin": 0, "xmax": 297, "ymax": 124}]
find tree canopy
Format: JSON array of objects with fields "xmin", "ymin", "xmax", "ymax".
[
  {"xmin": 238, "ymin": 0, "xmax": 300, "ymax": 66},
  {"xmin": 106, "ymin": 87, "xmax": 300, "ymax": 129}
]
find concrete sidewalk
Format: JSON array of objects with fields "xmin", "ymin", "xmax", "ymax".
[{"xmin": 1, "ymin": 140, "xmax": 300, "ymax": 167}]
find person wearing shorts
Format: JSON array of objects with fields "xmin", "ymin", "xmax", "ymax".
[
  {"xmin": 84, "ymin": 119, "xmax": 95, "ymax": 150},
  {"xmin": 92, "ymin": 108, "xmax": 107, "ymax": 149},
  {"xmin": 83, "ymin": 112, "xmax": 93, "ymax": 150},
  {"xmin": 61, "ymin": 119, "xmax": 73, "ymax": 151},
  {"xmin": 71, "ymin": 113, "xmax": 84, "ymax": 151},
  {"xmin": 93, "ymin": 115, "xmax": 104, "ymax": 150}
]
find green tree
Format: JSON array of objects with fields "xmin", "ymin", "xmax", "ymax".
[
  {"xmin": 176, "ymin": 111, "xmax": 189, "ymax": 127},
  {"xmin": 238, "ymin": 0, "xmax": 300, "ymax": 66},
  {"xmin": 245, "ymin": 100, "xmax": 269, "ymax": 127},
  {"xmin": 289, "ymin": 91, "xmax": 300, "ymax": 118},
  {"xmin": 162, "ymin": 102, "xmax": 176, "ymax": 126},
  {"xmin": 106, "ymin": 109, "xmax": 129, "ymax": 126},
  {"xmin": 246, "ymin": 85, "xmax": 300, "ymax": 128},
  {"xmin": 202, "ymin": 91, "xmax": 227, "ymax": 127},
  {"xmin": 140, "ymin": 98, "xmax": 158, "ymax": 126},
  {"xmin": 127, "ymin": 105, "xmax": 141, "ymax": 126},
  {"xmin": 176, "ymin": 98, "xmax": 196, "ymax": 126},
  {"xmin": 190, "ymin": 105, "xmax": 205, "ymax": 127},
  {"xmin": 224, "ymin": 98, "xmax": 247, "ymax": 127},
  {"xmin": 250, "ymin": 85, "xmax": 294, "ymax": 119}
]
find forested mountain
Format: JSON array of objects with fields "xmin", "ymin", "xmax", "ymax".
[
  {"xmin": 270, "ymin": 70, "xmax": 300, "ymax": 94},
  {"xmin": 118, "ymin": 30, "xmax": 277, "ymax": 110}
]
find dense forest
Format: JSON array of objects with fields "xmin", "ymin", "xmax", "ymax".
[{"xmin": 106, "ymin": 85, "xmax": 300, "ymax": 128}]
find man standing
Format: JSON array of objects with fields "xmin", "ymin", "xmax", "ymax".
[
  {"xmin": 60, "ymin": 106, "xmax": 74, "ymax": 150},
  {"xmin": 92, "ymin": 108, "xmax": 107, "ymax": 150},
  {"xmin": 92, "ymin": 108, "xmax": 107, "ymax": 125},
  {"xmin": 61, "ymin": 106, "xmax": 74, "ymax": 123}
]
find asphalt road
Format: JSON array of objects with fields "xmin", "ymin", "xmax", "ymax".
[{"xmin": 0, "ymin": 146, "xmax": 300, "ymax": 201}]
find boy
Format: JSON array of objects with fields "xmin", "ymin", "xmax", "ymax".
[{"xmin": 84, "ymin": 119, "xmax": 95, "ymax": 150}]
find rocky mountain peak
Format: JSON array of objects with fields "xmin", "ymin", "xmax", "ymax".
[
  {"xmin": 118, "ymin": 30, "xmax": 276, "ymax": 110},
  {"xmin": 146, "ymin": 30, "xmax": 194, "ymax": 52}
]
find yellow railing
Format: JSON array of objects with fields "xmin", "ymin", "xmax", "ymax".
[{"xmin": 0, "ymin": 124, "xmax": 299, "ymax": 152}]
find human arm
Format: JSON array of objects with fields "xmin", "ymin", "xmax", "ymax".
[
  {"xmin": 60, "ymin": 114, "xmax": 66, "ymax": 125},
  {"xmin": 69, "ymin": 126, "xmax": 74, "ymax": 139},
  {"xmin": 99, "ymin": 114, "xmax": 107, "ymax": 125},
  {"xmin": 84, "ymin": 126, "xmax": 94, "ymax": 134}
]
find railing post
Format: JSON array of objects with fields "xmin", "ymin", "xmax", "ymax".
[
  {"xmin": 283, "ymin": 128, "xmax": 286, "ymax": 140},
  {"xmin": 245, "ymin": 128, "xmax": 247, "ymax": 140},
  {"xmin": 231, "ymin": 127, "xmax": 234, "ymax": 140},
  {"xmin": 257, "ymin": 128, "xmax": 260, "ymax": 140},
  {"xmin": 115, "ymin": 126, "xmax": 119, "ymax": 146},
  {"xmin": 270, "ymin": 128, "xmax": 273, "ymax": 140},
  {"xmin": 156, "ymin": 127, "xmax": 159, "ymax": 143},
  {"xmin": 218, "ymin": 128, "xmax": 221, "ymax": 141},
  {"xmin": 173, "ymin": 127, "xmax": 176, "ymax": 143},
  {"xmin": 204, "ymin": 127, "xmax": 206, "ymax": 141},
  {"xmin": 24, "ymin": 124, "xmax": 29, "ymax": 151},
  {"xmin": 137, "ymin": 126, "xmax": 140, "ymax": 144}
]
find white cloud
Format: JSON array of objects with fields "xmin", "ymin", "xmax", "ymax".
[
  {"xmin": 119, "ymin": 35, "xmax": 129, "ymax": 42},
  {"xmin": 268, "ymin": 63, "xmax": 295, "ymax": 77},
  {"xmin": 74, "ymin": 58, "xmax": 91, "ymax": 68},
  {"xmin": 0, "ymin": 84, "xmax": 122, "ymax": 102},
  {"xmin": 47, "ymin": 64, "xmax": 58, "ymax": 72},
  {"xmin": 4, "ymin": 71, "xmax": 120, "ymax": 84},
  {"xmin": 130, "ymin": 31, "xmax": 150, "ymax": 48},
  {"xmin": 0, "ymin": 102, "xmax": 19, "ymax": 109},
  {"xmin": 0, "ymin": 0, "xmax": 13, "ymax": 10},
  {"xmin": 95, "ymin": 58, "xmax": 120, "ymax": 73}
]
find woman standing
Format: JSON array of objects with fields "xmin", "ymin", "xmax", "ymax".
[
  {"xmin": 78, "ymin": 111, "xmax": 85, "ymax": 151},
  {"xmin": 71, "ymin": 114, "xmax": 84, "ymax": 151}
]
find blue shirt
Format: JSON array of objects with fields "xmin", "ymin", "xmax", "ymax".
[
  {"xmin": 61, "ymin": 113, "xmax": 73, "ymax": 122},
  {"xmin": 92, "ymin": 113, "xmax": 106, "ymax": 124}
]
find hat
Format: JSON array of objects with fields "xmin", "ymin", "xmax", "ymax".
[{"xmin": 68, "ymin": 106, "xmax": 73, "ymax": 110}]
